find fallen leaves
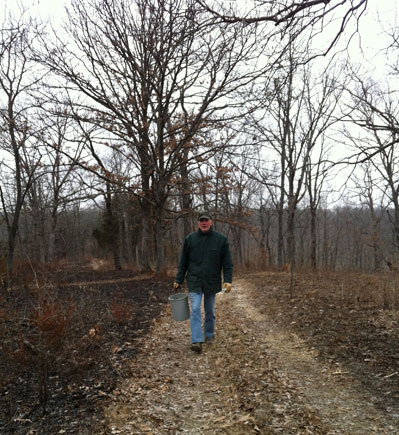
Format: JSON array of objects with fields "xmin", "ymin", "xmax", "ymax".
[
  {"xmin": 124, "ymin": 273, "xmax": 399, "ymax": 432},
  {"xmin": 0, "ymin": 274, "xmax": 172, "ymax": 434},
  {"xmin": 103, "ymin": 280, "xmax": 334, "ymax": 434}
]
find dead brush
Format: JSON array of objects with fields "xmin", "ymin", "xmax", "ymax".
[
  {"xmin": 11, "ymin": 296, "xmax": 76, "ymax": 415},
  {"xmin": 0, "ymin": 297, "xmax": 16, "ymax": 421},
  {"xmin": 110, "ymin": 291, "xmax": 134, "ymax": 325},
  {"xmin": 353, "ymin": 273, "xmax": 399, "ymax": 309},
  {"xmin": 1, "ymin": 283, "xmax": 98, "ymax": 416},
  {"xmin": 0, "ymin": 256, "xmax": 7, "ymax": 291}
]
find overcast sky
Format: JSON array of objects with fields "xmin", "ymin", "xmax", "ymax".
[
  {"xmin": 3, "ymin": 0, "xmax": 397, "ymax": 55},
  {"xmin": 2, "ymin": 0, "xmax": 397, "ymax": 96},
  {"xmin": 1, "ymin": 0, "xmax": 398, "ymax": 203}
]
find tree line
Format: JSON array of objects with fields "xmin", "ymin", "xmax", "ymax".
[{"xmin": 2, "ymin": 0, "xmax": 399, "ymax": 282}]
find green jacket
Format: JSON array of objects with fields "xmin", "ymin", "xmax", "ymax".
[{"xmin": 176, "ymin": 228, "xmax": 233, "ymax": 294}]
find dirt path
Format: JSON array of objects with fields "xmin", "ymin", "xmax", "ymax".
[{"xmin": 103, "ymin": 278, "xmax": 398, "ymax": 434}]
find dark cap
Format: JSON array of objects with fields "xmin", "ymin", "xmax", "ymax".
[{"xmin": 197, "ymin": 210, "xmax": 212, "ymax": 221}]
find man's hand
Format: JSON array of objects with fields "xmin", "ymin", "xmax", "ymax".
[
  {"xmin": 173, "ymin": 282, "xmax": 181, "ymax": 290},
  {"xmin": 223, "ymin": 283, "xmax": 232, "ymax": 293}
]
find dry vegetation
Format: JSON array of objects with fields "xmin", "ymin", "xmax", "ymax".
[
  {"xmin": 103, "ymin": 270, "xmax": 399, "ymax": 434},
  {"xmin": 0, "ymin": 264, "xmax": 171, "ymax": 434},
  {"xmin": 1, "ymin": 266, "xmax": 399, "ymax": 434},
  {"xmin": 247, "ymin": 270, "xmax": 399, "ymax": 416}
]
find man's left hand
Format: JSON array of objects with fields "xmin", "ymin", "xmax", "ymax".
[{"xmin": 223, "ymin": 283, "xmax": 232, "ymax": 293}]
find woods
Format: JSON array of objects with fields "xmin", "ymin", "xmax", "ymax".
[
  {"xmin": 3, "ymin": 2, "xmax": 399, "ymax": 433},
  {"xmin": 2, "ymin": 0, "xmax": 398, "ymax": 280}
]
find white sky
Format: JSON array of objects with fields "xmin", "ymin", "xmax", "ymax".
[
  {"xmin": 1, "ymin": 0, "xmax": 398, "ymax": 200},
  {"xmin": 343, "ymin": 0, "xmax": 398, "ymax": 75},
  {"xmin": 3, "ymin": 0, "xmax": 398, "ymax": 61}
]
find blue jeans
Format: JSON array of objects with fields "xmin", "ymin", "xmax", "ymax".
[{"xmin": 189, "ymin": 291, "xmax": 216, "ymax": 343}]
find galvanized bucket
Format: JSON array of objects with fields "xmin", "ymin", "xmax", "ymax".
[{"xmin": 168, "ymin": 292, "xmax": 190, "ymax": 321}]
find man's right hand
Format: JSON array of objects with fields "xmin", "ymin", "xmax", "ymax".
[{"xmin": 173, "ymin": 282, "xmax": 181, "ymax": 290}]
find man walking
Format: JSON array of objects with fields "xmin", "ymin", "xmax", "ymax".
[{"xmin": 174, "ymin": 211, "xmax": 233, "ymax": 353}]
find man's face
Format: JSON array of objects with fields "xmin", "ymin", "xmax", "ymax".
[{"xmin": 198, "ymin": 218, "xmax": 212, "ymax": 233}]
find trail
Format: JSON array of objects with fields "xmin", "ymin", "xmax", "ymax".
[{"xmin": 103, "ymin": 278, "xmax": 398, "ymax": 434}]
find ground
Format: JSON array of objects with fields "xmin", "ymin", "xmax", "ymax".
[
  {"xmin": 1, "ymin": 268, "xmax": 399, "ymax": 434},
  {"xmin": 0, "ymin": 268, "xmax": 171, "ymax": 434}
]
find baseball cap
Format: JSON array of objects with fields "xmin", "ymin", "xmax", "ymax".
[{"xmin": 197, "ymin": 211, "xmax": 212, "ymax": 220}]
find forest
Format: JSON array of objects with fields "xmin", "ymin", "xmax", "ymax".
[
  {"xmin": 2, "ymin": 0, "xmax": 397, "ymax": 280},
  {"xmin": 3, "ymin": 1, "xmax": 399, "ymax": 434}
]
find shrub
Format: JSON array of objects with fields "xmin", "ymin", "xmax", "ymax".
[{"xmin": 110, "ymin": 291, "xmax": 134, "ymax": 325}]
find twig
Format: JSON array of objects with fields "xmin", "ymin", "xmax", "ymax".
[{"xmin": 384, "ymin": 372, "xmax": 398, "ymax": 379}]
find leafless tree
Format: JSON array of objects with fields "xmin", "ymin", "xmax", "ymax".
[
  {"xmin": 0, "ymin": 16, "xmax": 45, "ymax": 280},
  {"xmin": 305, "ymin": 136, "xmax": 332, "ymax": 269},
  {"xmin": 351, "ymin": 161, "xmax": 387, "ymax": 270},
  {"xmin": 198, "ymin": 0, "xmax": 368, "ymax": 59},
  {"xmin": 344, "ymin": 74, "xmax": 399, "ymax": 266},
  {"xmin": 215, "ymin": 151, "xmax": 259, "ymax": 266},
  {"xmin": 245, "ymin": 41, "xmax": 343, "ymax": 293},
  {"xmin": 30, "ymin": 108, "xmax": 88, "ymax": 264},
  {"xmin": 35, "ymin": 0, "xmax": 265, "ymax": 273}
]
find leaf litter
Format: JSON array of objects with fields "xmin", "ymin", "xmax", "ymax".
[{"xmin": 102, "ymin": 271, "xmax": 399, "ymax": 434}]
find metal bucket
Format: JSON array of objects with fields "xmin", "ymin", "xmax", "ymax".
[{"xmin": 168, "ymin": 292, "xmax": 190, "ymax": 321}]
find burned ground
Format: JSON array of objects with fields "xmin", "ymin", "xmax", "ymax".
[
  {"xmin": 248, "ymin": 271, "xmax": 399, "ymax": 415},
  {"xmin": 0, "ymin": 268, "xmax": 171, "ymax": 434},
  {"xmin": 1, "ymin": 268, "xmax": 399, "ymax": 434}
]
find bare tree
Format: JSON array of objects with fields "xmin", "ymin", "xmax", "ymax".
[
  {"xmin": 344, "ymin": 75, "xmax": 399, "ymax": 266},
  {"xmin": 0, "ymin": 17, "xmax": 45, "ymax": 280},
  {"xmin": 305, "ymin": 136, "xmax": 332, "ymax": 269},
  {"xmin": 213, "ymin": 150, "xmax": 259, "ymax": 266},
  {"xmin": 246, "ymin": 42, "xmax": 343, "ymax": 293},
  {"xmin": 35, "ymin": 0, "xmax": 264, "ymax": 273},
  {"xmin": 27, "ymin": 108, "xmax": 88, "ymax": 264},
  {"xmin": 351, "ymin": 161, "xmax": 387, "ymax": 270},
  {"xmin": 198, "ymin": 0, "xmax": 368, "ymax": 59}
]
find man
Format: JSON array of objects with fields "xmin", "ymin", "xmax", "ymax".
[{"xmin": 174, "ymin": 211, "xmax": 233, "ymax": 354}]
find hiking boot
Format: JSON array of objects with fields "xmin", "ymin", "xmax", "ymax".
[
  {"xmin": 205, "ymin": 337, "xmax": 214, "ymax": 345},
  {"xmin": 190, "ymin": 342, "xmax": 202, "ymax": 353}
]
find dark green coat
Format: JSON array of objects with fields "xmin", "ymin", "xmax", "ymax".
[{"xmin": 175, "ymin": 228, "xmax": 233, "ymax": 294}]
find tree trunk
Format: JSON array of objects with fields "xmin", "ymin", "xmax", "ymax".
[
  {"xmin": 277, "ymin": 206, "xmax": 284, "ymax": 268},
  {"xmin": 310, "ymin": 206, "xmax": 317, "ymax": 269},
  {"xmin": 139, "ymin": 201, "xmax": 152, "ymax": 272},
  {"xmin": 105, "ymin": 184, "xmax": 122, "ymax": 271},
  {"xmin": 286, "ymin": 199, "xmax": 296, "ymax": 298},
  {"xmin": 154, "ymin": 213, "xmax": 165, "ymax": 274},
  {"xmin": 180, "ymin": 150, "xmax": 193, "ymax": 237}
]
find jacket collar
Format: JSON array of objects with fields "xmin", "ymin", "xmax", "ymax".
[{"xmin": 198, "ymin": 227, "xmax": 213, "ymax": 236}]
